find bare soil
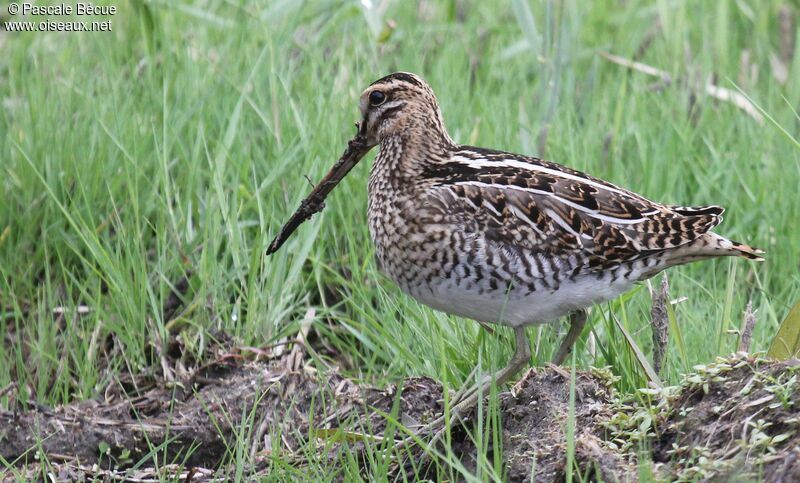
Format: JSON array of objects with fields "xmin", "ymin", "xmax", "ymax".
[{"xmin": 1, "ymin": 347, "xmax": 799, "ymax": 481}]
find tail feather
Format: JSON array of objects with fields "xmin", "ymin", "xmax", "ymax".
[
  {"xmin": 664, "ymin": 205, "xmax": 763, "ymax": 261},
  {"xmin": 637, "ymin": 233, "xmax": 764, "ymax": 279},
  {"xmin": 686, "ymin": 232, "xmax": 765, "ymax": 261},
  {"xmin": 726, "ymin": 239, "xmax": 766, "ymax": 261}
]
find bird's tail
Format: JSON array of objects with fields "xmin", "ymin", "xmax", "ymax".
[
  {"xmin": 706, "ymin": 233, "xmax": 765, "ymax": 261},
  {"xmin": 666, "ymin": 205, "xmax": 763, "ymax": 261},
  {"xmin": 635, "ymin": 231, "xmax": 764, "ymax": 281},
  {"xmin": 667, "ymin": 232, "xmax": 765, "ymax": 266}
]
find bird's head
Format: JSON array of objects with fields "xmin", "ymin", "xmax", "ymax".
[
  {"xmin": 266, "ymin": 73, "xmax": 453, "ymax": 255},
  {"xmin": 357, "ymin": 72, "xmax": 452, "ymax": 148}
]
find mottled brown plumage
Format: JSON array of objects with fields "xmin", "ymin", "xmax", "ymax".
[
  {"xmin": 359, "ymin": 72, "xmax": 761, "ymax": 331},
  {"xmin": 270, "ymin": 72, "xmax": 764, "ymax": 437}
]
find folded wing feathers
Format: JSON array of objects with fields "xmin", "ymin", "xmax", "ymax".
[{"xmin": 428, "ymin": 148, "xmax": 727, "ymax": 261}]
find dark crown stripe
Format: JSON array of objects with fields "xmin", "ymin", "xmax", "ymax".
[{"xmin": 370, "ymin": 72, "xmax": 424, "ymax": 87}]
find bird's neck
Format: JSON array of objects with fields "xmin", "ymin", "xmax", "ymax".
[{"xmin": 371, "ymin": 128, "xmax": 457, "ymax": 187}]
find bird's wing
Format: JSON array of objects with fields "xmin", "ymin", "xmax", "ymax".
[{"xmin": 422, "ymin": 146, "xmax": 723, "ymax": 267}]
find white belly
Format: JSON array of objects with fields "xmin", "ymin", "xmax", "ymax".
[{"xmin": 402, "ymin": 272, "xmax": 636, "ymax": 327}]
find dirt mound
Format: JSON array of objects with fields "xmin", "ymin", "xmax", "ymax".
[
  {"xmin": 447, "ymin": 366, "xmax": 635, "ymax": 481},
  {"xmin": 1, "ymin": 353, "xmax": 799, "ymax": 481},
  {"xmin": 619, "ymin": 356, "xmax": 800, "ymax": 481}
]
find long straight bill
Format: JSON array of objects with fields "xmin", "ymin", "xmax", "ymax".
[{"xmin": 266, "ymin": 133, "xmax": 371, "ymax": 255}]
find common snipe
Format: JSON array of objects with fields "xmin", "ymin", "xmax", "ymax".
[{"xmin": 270, "ymin": 72, "xmax": 763, "ymax": 428}]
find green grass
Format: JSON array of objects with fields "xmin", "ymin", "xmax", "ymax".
[{"xmin": 1, "ymin": 0, "xmax": 799, "ymax": 479}]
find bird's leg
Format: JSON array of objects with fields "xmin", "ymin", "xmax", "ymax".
[
  {"xmin": 453, "ymin": 326, "xmax": 531, "ymax": 406},
  {"xmin": 450, "ymin": 364, "xmax": 480, "ymax": 406},
  {"xmin": 468, "ymin": 327, "xmax": 531, "ymax": 398},
  {"xmin": 420, "ymin": 327, "xmax": 531, "ymax": 448},
  {"xmin": 394, "ymin": 327, "xmax": 531, "ymax": 451},
  {"xmin": 446, "ymin": 324, "xmax": 529, "ymax": 409},
  {"xmin": 550, "ymin": 309, "xmax": 587, "ymax": 365}
]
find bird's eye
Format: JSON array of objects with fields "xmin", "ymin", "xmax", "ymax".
[{"xmin": 369, "ymin": 91, "xmax": 386, "ymax": 106}]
